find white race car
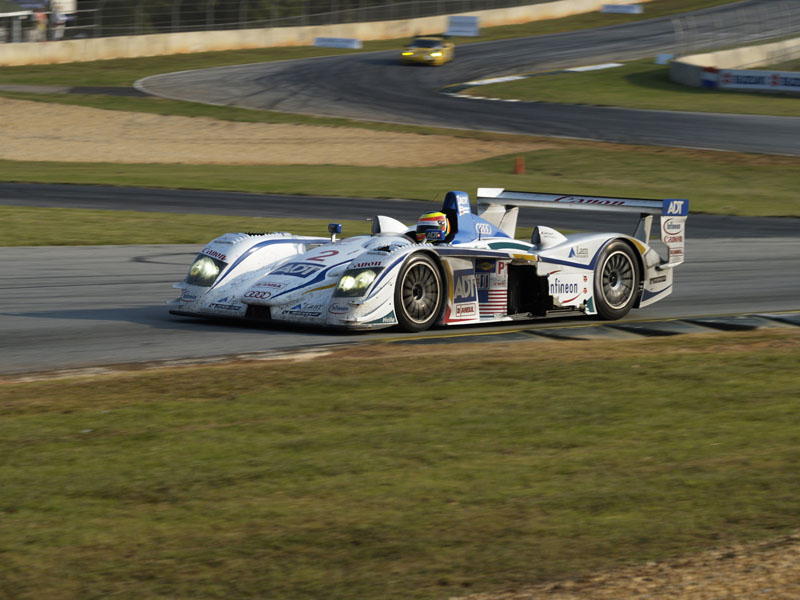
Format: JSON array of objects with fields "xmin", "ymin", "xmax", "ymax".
[{"xmin": 169, "ymin": 189, "xmax": 688, "ymax": 332}]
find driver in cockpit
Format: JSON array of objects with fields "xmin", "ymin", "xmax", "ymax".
[{"xmin": 414, "ymin": 211, "xmax": 450, "ymax": 244}]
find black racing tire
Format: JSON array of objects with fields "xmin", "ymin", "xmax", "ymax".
[
  {"xmin": 394, "ymin": 254, "xmax": 444, "ymax": 332},
  {"xmin": 593, "ymin": 241, "xmax": 640, "ymax": 320}
]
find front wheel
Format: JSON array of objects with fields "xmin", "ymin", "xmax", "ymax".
[
  {"xmin": 593, "ymin": 241, "xmax": 640, "ymax": 320},
  {"xmin": 394, "ymin": 254, "xmax": 444, "ymax": 332}
]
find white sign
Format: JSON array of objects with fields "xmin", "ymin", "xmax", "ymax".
[
  {"xmin": 601, "ymin": 4, "xmax": 643, "ymax": 14},
  {"xmin": 446, "ymin": 16, "xmax": 479, "ymax": 37},
  {"xmin": 718, "ymin": 69, "xmax": 800, "ymax": 93},
  {"xmin": 313, "ymin": 37, "xmax": 362, "ymax": 49}
]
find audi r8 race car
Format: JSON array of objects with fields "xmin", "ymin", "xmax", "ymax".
[
  {"xmin": 400, "ymin": 35, "xmax": 454, "ymax": 66},
  {"xmin": 169, "ymin": 189, "xmax": 688, "ymax": 332}
]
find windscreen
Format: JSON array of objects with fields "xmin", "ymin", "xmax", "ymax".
[{"xmin": 413, "ymin": 39, "xmax": 441, "ymax": 48}]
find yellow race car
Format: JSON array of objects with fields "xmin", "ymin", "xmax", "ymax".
[{"xmin": 400, "ymin": 35, "xmax": 454, "ymax": 66}]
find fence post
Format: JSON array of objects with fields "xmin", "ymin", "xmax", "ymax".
[
  {"xmin": 205, "ymin": 0, "xmax": 213, "ymax": 30},
  {"xmin": 135, "ymin": 0, "xmax": 144, "ymax": 35},
  {"xmin": 172, "ymin": 0, "xmax": 180, "ymax": 33}
]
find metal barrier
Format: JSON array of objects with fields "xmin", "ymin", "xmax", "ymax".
[{"xmin": 670, "ymin": 0, "xmax": 800, "ymax": 60}]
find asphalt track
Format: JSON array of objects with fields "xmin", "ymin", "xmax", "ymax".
[
  {"xmin": 3, "ymin": 0, "xmax": 800, "ymax": 375},
  {"xmin": 2, "ymin": 236, "xmax": 799, "ymax": 376},
  {"xmin": 137, "ymin": 0, "xmax": 800, "ymax": 156}
]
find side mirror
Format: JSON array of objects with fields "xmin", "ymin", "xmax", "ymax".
[{"xmin": 328, "ymin": 223, "xmax": 342, "ymax": 242}]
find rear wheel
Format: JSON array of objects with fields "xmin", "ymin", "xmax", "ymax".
[
  {"xmin": 593, "ymin": 241, "xmax": 640, "ymax": 320},
  {"xmin": 394, "ymin": 254, "xmax": 444, "ymax": 332}
]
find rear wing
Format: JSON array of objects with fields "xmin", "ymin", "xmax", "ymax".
[{"xmin": 477, "ymin": 188, "xmax": 689, "ymax": 268}]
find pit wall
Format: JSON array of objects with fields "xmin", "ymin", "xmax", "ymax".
[
  {"xmin": 670, "ymin": 37, "xmax": 800, "ymax": 88},
  {"xmin": 0, "ymin": 0, "xmax": 650, "ymax": 66}
]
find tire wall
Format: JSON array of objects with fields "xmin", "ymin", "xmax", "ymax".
[{"xmin": 0, "ymin": 0, "xmax": 652, "ymax": 66}]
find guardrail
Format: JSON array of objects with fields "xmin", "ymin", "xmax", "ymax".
[{"xmin": 670, "ymin": 0, "xmax": 800, "ymax": 58}]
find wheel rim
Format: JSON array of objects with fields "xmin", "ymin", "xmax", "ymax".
[
  {"xmin": 601, "ymin": 250, "xmax": 635, "ymax": 309},
  {"xmin": 401, "ymin": 263, "xmax": 440, "ymax": 324}
]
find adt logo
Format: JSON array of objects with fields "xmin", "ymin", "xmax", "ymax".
[
  {"xmin": 453, "ymin": 269, "xmax": 477, "ymax": 303},
  {"xmin": 271, "ymin": 262, "xmax": 324, "ymax": 278},
  {"xmin": 663, "ymin": 199, "xmax": 688, "ymax": 216}
]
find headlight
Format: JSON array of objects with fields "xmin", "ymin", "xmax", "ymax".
[
  {"xmin": 334, "ymin": 267, "xmax": 383, "ymax": 297},
  {"xmin": 402, "ymin": 51, "xmax": 413, "ymax": 56},
  {"xmin": 431, "ymin": 52, "xmax": 442, "ymax": 57},
  {"xmin": 185, "ymin": 254, "xmax": 226, "ymax": 287}
]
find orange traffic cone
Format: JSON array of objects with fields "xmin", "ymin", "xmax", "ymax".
[{"xmin": 514, "ymin": 156, "xmax": 525, "ymax": 174}]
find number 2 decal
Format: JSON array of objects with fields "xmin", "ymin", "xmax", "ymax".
[{"xmin": 307, "ymin": 249, "xmax": 339, "ymax": 262}]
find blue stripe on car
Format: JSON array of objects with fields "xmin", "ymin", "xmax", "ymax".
[
  {"xmin": 641, "ymin": 285, "xmax": 672, "ymax": 302},
  {"xmin": 210, "ymin": 238, "xmax": 320, "ymax": 290},
  {"xmin": 268, "ymin": 258, "xmax": 355, "ymax": 300}
]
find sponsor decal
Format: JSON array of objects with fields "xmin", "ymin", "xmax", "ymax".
[
  {"xmin": 328, "ymin": 303, "xmax": 351, "ymax": 315},
  {"xmin": 210, "ymin": 304, "xmax": 241, "ymax": 311},
  {"xmin": 476, "ymin": 260, "xmax": 496, "ymax": 273},
  {"xmin": 271, "ymin": 262, "xmax": 324, "ymax": 278},
  {"xmin": 723, "ymin": 72, "xmax": 765, "ymax": 86},
  {"xmin": 718, "ymin": 70, "xmax": 800, "ymax": 90},
  {"xmin": 453, "ymin": 269, "xmax": 477, "ymax": 303},
  {"xmin": 367, "ymin": 311, "xmax": 397, "ymax": 325},
  {"xmin": 650, "ymin": 275, "xmax": 668, "ymax": 284},
  {"xmin": 254, "ymin": 281, "xmax": 286, "ymax": 290},
  {"xmin": 244, "ymin": 290, "xmax": 272, "ymax": 300},
  {"xmin": 180, "ymin": 291, "xmax": 197, "ymax": 302},
  {"xmin": 568, "ymin": 246, "xmax": 589, "ymax": 259},
  {"xmin": 549, "ymin": 278, "xmax": 580, "ymax": 296},
  {"xmin": 209, "ymin": 298, "xmax": 241, "ymax": 311},
  {"xmin": 548, "ymin": 274, "xmax": 585, "ymax": 302},
  {"xmin": 455, "ymin": 304, "xmax": 476, "ymax": 318},
  {"xmin": 554, "ymin": 196, "xmax": 625, "ymax": 207},
  {"xmin": 351, "ymin": 261, "xmax": 383, "ymax": 268},
  {"xmin": 202, "ymin": 248, "xmax": 227, "ymax": 262},
  {"xmin": 775, "ymin": 74, "xmax": 800, "ymax": 88},
  {"xmin": 456, "ymin": 193, "xmax": 471, "ymax": 216},
  {"xmin": 663, "ymin": 200, "xmax": 688, "ymax": 216},
  {"xmin": 664, "ymin": 235, "xmax": 683, "ymax": 244},
  {"xmin": 669, "ymin": 248, "xmax": 684, "ymax": 257},
  {"xmin": 477, "ymin": 260, "xmax": 508, "ymax": 291},
  {"xmin": 662, "ymin": 218, "xmax": 683, "ymax": 235},
  {"xmin": 475, "ymin": 222, "xmax": 493, "ymax": 236},
  {"xmin": 280, "ymin": 302, "xmax": 324, "ymax": 318}
]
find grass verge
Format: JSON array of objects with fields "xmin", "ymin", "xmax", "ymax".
[
  {"xmin": 0, "ymin": 207, "xmax": 374, "ymax": 246},
  {"xmin": 0, "ymin": 206, "xmax": 539, "ymax": 247},
  {"xmin": 2, "ymin": 329, "xmax": 800, "ymax": 599},
  {"xmin": 462, "ymin": 58, "xmax": 800, "ymax": 117}
]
